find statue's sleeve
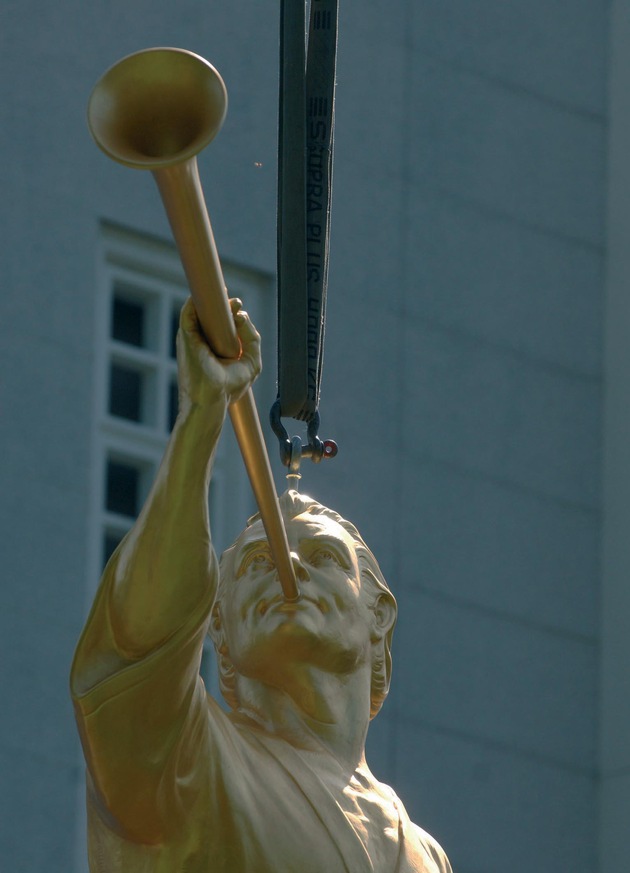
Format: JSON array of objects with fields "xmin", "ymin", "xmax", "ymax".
[
  {"xmin": 412, "ymin": 824, "xmax": 454, "ymax": 873},
  {"xmin": 70, "ymin": 555, "xmax": 217, "ymax": 845}
]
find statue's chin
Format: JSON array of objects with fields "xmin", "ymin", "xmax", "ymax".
[{"xmin": 233, "ymin": 620, "xmax": 368, "ymax": 683}]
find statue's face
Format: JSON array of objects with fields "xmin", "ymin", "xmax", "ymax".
[{"xmin": 217, "ymin": 513, "xmax": 375, "ymax": 678}]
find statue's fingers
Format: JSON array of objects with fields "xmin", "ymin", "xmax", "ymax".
[
  {"xmin": 179, "ymin": 296, "xmax": 197, "ymax": 329},
  {"xmin": 230, "ymin": 318, "xmax": 261, "ymax": 384},
  {"xmin": 178, "ymin": 297, "xmax": 207, "ymax": 349},
  {"xmin": 233, "ymin": 311, "xmax": 261, "ymax": 356}
]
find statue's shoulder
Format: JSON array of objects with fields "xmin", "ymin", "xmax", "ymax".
[
  {"xmin": 361, "ymin": 767, "xmax": 452, "ymax": 873},
  {"xmin": 404, "ymin": 820, "xmax": 453, "ymax": 873}
]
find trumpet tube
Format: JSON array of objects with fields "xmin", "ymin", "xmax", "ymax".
[{"xmin": 88, "ymin": 48, "xmax": 299, "ymax": 600}]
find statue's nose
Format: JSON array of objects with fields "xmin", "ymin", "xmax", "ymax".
[{"xmin": 290, "ymin": 552, "xmax": 310, "ymax": 583}]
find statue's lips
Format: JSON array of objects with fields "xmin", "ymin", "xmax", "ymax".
[{"xmin": 256, "ymin": 594, "xmax": 329, "ymax": 616}]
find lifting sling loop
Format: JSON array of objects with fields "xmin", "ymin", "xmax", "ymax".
[{"xmin": 273, "ymin": 0, "xmax": 339, "ymax": 467}]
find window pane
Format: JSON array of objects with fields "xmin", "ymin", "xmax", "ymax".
[
  {"xmin": 170, "ymin": 306, "xmax": 180, "ymax": 359},
  {"xmin": 168, "ymin": 379, "xmax": 179, "ymax": 431},
  {"xmin": 112, "ymin": 296, "xmax": 145, "ymax": 347},
  {"xmin": 106, "ymin": 460, "xmax": 140, "ymax": 517},
  {"xmin": 109, "ymin": 364, "xmax": 143, "ymax": 421}
]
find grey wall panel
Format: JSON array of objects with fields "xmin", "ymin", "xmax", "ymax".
[
  {"xmin": 399, "ymin": 459, "xmax": 599, "ymax": 638},
  {"xmin": 407, "ymin": 59, "xmax": 605, "ymax": 246},
  {"xmin": 411, "ymin": 0, "xmax": 608, "ymax": 115},
  {"xmin": 402, "ymin": 321, "xmax": 601, "ymax": 507},
  {"xmin": 406, "ymin": 192, "xmax": 603, "ymax": 376},
  {"xmin": 395, "ymin": 593, "xmax": 597, "ymax": 769},
  {"xmin": 395, "ymin": 721, "xmax": 596, "ymax": 873}
]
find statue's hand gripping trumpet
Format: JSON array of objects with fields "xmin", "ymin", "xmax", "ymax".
[{"xmin": 72, "ymin": 48, "xmax": 453, "ymax": 873}]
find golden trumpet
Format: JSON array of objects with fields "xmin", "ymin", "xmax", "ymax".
[{"xmin": 88, "ymin": 47, "xmax": 299, "ymax": 600}]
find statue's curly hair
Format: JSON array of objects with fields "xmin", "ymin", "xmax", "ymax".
[{"xmin": 210, "ymin": 490, "xmax": 397, "ymax": 719}]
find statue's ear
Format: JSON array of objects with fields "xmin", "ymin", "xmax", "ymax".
[
  {"xmin": 209, "ymin": 602, "xmax": 228, "ymax": 654},
  {"xmin": 371, "ymin": 593, "xmax": 396, "ymax": 642}
]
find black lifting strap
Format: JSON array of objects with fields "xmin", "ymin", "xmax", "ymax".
[{"xmin": 273, "ymin": 0, "xmax": 339, "ymax": 466}]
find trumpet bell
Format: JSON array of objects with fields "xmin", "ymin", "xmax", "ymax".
[{"xmin": 87, "ymin": 47, "xmax": 228, "ymax": 170}]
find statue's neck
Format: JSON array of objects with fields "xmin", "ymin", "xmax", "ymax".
[{"xmin": 233, "ymin": 664, "xmax": 371, "ymax": 772}]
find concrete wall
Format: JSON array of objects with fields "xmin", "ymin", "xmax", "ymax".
[
  {"xmin": 0, "ymin": 2, "xmax": 608, "ymax": 871},
  {"xmin": 601, "ymin": 1, "xmax": 630, "ymax": 869}
]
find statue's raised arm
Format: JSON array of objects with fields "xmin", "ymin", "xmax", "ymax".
[{"xmin": 70, "ymin": 297, "xmax": 261, "ymax": 845}]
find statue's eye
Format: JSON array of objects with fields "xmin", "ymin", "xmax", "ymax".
[
  {"xmin": 311, "ymin": 548, "xmax": 339, "ymax": 566},
  {"xmin": 242, "ymin": 549, "xmax": 274, "ymax": 574}
]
